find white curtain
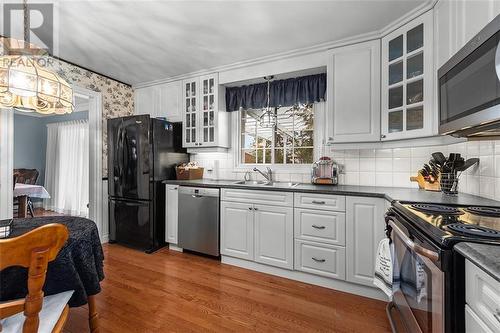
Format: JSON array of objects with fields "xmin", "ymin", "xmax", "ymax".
[{"xmin": 44, "ymin": 120, "xmax": 89, "ymax": 217}]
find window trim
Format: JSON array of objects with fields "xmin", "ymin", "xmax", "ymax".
[{"xmin": 232, "ymin": 102, "xmax": 325, "ymax": 172}]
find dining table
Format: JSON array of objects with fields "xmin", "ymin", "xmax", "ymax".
[
  {"xmin": 13, "ymin": 183, "xmax": 51, "ymax": 218},
  {"xmin": 0, "ymin": 215, "xmax": 104, "ymax": 332}
]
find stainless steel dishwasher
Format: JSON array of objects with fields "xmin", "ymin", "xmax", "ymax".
[{"xmin": 178, "ymin": 186, "xmax": 220, "ymax": 256}]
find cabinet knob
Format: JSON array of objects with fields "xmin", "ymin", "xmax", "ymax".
[
  {"xmin": 381, "ymin": 134, "xmax": 386, "ymax": 139},
  {"xmin": 254, "ymin": 207, "xmax": 258, "ymax": 211},
  {"xmin": 248, "ymin": 207, "xmax": 252, "ymax": 210}
]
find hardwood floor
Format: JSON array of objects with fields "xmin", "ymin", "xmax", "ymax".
[{"xmin": 64, "ymin": 244, "xmax": 391, "ymax": 333}]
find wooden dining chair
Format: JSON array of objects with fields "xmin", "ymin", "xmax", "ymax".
[
  {"xmin": 0, "ymin": 224, "xmax": 73, "ymax": 333},
  {"xmin": 13, "ymin": 169, "xmax": 39, "ymax": 218}
]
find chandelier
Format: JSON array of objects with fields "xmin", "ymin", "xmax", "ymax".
[
  {"xmin": 259, "ymin": 76, "xmax": 277, "ymax": 128},
  {"xmin": 0, "ymin": 0, "xmax": 74, "ymax": 114}
]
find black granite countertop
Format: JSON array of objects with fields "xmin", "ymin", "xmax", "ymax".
[
  {"xmin": 455, "ymin": 243, "xmax": 500, "ymax": 282},
  {"xmin": 163, "ymin": 179, "xmax": 500, "ymax": 207}
]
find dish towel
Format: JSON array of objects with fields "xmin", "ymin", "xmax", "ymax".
[{"xmin": 374, "ymin": 238, "xmax": 395, "ymax": 299}]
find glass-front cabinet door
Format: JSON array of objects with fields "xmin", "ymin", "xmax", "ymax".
[
  {"xmin": 182, "ymin": 78, "xmax": 199, "ymax": 147},
  {"xmin": 199, "ymin": 74, "xmax": 218, "ymax": 146},
  {"xmin": 381, "ymin": 11, "xmax": 434, "ymax": 140}
]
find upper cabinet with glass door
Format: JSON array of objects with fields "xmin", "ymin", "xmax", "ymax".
[
  {"xmin": 381, "ymin": 11, "xmax": 434, "ymax": 140},
  {"xmin": 182, "ymin": 73, "xmax": 229, "ymax": 149}
]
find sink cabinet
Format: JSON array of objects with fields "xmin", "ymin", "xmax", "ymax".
[{"xmin": 220, "ymin": 189, "xmax": 294, "ymax": 269}]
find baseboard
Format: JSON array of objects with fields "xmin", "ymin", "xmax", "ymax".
[
  {"xmin": 221, "ymin": 255, "xmax": 388, "ymax": 301},
  {"xmin": 168, "ymin": 244, "xmax": 183, "ymax": 252}
]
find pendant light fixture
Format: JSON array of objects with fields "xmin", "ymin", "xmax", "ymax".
[
  {"xmin": 259, "ymin": 76, "xmax": 277, "ymax": 128},
  {"xmin": 0, "ymin": 0, "xmax": 74, "ymax": 114}
]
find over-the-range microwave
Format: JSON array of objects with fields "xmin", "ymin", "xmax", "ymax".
[{"xmin": 439, "ymin": 14, "xmax": 500, "ymax": 138}]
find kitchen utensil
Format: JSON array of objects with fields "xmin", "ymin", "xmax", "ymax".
[
  {"xmin": 432, "ymin": 152, "xmax": 446, "ymax": 166},
  {"xmin": 455, "ymin": 158, "xmax": 479, "ymax": 172}
]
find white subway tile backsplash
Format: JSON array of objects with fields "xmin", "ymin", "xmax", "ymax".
[
  {"xmin": 191, "ymin": 140, "xmax": 500, "ymax": 201},
  {"xmin": 376, "ymin": 173, "xmax": 393, "ymax": 187},
  {"xmin": 359, "ymin": 158, "xmax": 376, "ymax": 172},
  {"xmin": 376, "ymin": 158, "xmax": 393, "ymax": 172},
  {"xmin": 376, "ymin": 149, "xmax": 393, "ymax": 158},
  {"xmin": 479, "ymin": 155, "xmax": 494, "ymax": 177},
  {"xmin": 393, "ymin": 158, "xmax": 411, "ymax": 172},
  {"xmin": 393, "ymin": 148, "xmax": 411, "ymax": 158},
  {"xmin": 359, "ymin": 172, "xmax": 376, "ymax": 186},
  {"xmin": 344, "ymin": 158, "xmax": 360, "ymax": 172}
]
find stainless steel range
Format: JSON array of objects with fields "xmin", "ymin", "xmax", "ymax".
[{"xmin": 385, "ymin": 201, "xmax": 500, "ymax": 333}]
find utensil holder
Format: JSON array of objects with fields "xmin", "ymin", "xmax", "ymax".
[{"xmin": 440, "ymin": 172, "xmax": 458, "ymax": 195}]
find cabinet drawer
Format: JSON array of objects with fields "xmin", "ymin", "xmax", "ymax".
[
  {"xmin": 294, "ymin": 193, "xmax": 346, "ymax": 211},
  {"xmin": 294, "ymin": 208, "xmax": 346, "ymax": 246},
  {"xmin": 222, "ymin": 188, "xmax": 293, "ymax": 207},
  {"xmin": 294, "ymin": 240, "xmax": 346, "ymax": 280},
  {"xmin": 465, "ymin": 260, "xmax": 500, "ymax": 332}
]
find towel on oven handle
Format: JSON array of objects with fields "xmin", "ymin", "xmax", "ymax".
[{"xmin": 374, "ymin": 238, "xmax": 396, "ymax": 299}]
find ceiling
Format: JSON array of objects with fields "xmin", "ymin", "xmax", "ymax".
[{"xmin": 3, "ymin": 0, "xmax": 428, "ymax": 86}]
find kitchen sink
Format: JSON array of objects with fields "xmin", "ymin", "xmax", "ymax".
[{"xmin": 232, "ymin": 180, "xmax": 300, "ymax": 188}]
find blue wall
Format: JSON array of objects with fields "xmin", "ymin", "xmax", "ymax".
[{"xmin": 13, "ymin": 111, "xmax": 89, "ymax": 186}]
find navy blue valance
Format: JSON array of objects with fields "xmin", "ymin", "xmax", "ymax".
[{"xmin": 225, "ymin": 73, "xmax": 326, "ymax": 112}]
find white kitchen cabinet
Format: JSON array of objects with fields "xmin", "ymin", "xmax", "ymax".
[
  {"xmin": 381, "ymin": 11, "xmax": 434, "ymax": 140},
  {"xmin": 294, "ymin": 239, "xmax": 346, "ymax": 280},
  {"xmin": 326, "ymin": 39, "xmax": 381, "ymax": 143},
  {"xmin": 434, "ymin": 0, "xmax": 455, "ymax": 70},
  {"xmin": 254, "ymin": 204, "xmax": 294, "ymax": 269},
  {"xmin": 159, "ymin": 81, "xmax": 182, "ymax": 122},
  {"xmin": 294, "ymin": 208, "xmax": 346, "ymax": 246},
  {"xmin": 165, "ymin": 185, "xmax": 179, "ymax": 244},
  {"xmin": 345, "ymin": 196, "xmax": 386, "ymax": 286},
  {"xmin": 182, "ymin": 73, "xmax": 229, "ymax": 149},
  {"xmin": 466, "ymin": 305, "xmax": 494, "ymax": 333},
  {"xmin": 456, "ymin": 0, "xmax": 497, "ymax": 51},
  {"xmin": 220, "ymin": 201, "xmax": 254, "ymax": 260},
  {"xmin": 134, "ymin": 86, "xmax": 156, "ymax": 116},
  {"xmin": 465, "ymin": 259, "xmax": 500, "ymax": 332},
  {"xmin": 134, "ymin": 81, "xmax": 182, "ymax": 122}
]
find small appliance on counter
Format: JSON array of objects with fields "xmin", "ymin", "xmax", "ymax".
[{"xmin": 311, "ymin": 156, "xmax": 338, "ymax": 185}]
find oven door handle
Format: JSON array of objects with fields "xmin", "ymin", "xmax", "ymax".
[{"xmin": 388, "ymin": 219, "xmax": 440, "ymax": 262}]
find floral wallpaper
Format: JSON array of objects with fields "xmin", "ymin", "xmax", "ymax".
[{"xmin": 48, "ymin": 59, "xmax": 134, "ymax": 176}]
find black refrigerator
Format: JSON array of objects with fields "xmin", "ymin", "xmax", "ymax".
[{"xmin": 107, "ymin": 115, "xmax": 188, "ymax": 253}]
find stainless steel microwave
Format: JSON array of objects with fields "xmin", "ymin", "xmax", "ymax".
[{"xmin": 439, "ymin": 14, "xmax": 500, "ymax": 138}]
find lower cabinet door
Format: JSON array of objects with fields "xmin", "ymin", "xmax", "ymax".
[
  {"xmin": 220, "ymin": 201, "xmax": 254, "ymax": 260},
  {"xmin": 254, "ymin": 204, "xmax": 294, "ymax": 269},
  {"xmin": 346, "ymin": 196, "xmax": 385, "ymax": 286},
  {"xmin": 294, "ymin": 239, "xmax": 346, "ymax": 280},
  {"xmin": 165, "ymin": 185, "xmax": 178, "ymax": 244},
  {"xmin": 465, "ymin": 305, "xmax": 493, "ymax": 333}
]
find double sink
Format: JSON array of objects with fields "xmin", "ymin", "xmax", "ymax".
[{"xmin": 232, "ymin": 180, "xmax": 300, "ymax": 188}]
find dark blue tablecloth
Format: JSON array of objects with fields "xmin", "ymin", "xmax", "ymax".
[{"xmin": 0, "ymin": 216, "xmax": 105, "ymax": 307}]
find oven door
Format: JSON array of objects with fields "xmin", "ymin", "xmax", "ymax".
[{"xmin": 387, "ymin": 218, "xmax": 444, "ymax": 333}]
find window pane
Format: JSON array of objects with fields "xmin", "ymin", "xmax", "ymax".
[
  {"xmin": 240, "ymin": 104, "xmax": 314, "ymax": 165},
  {"xmin": 274, "ymin": 149, "xmax": 284, "ymax": 164},
  {"xmin": 407, "ymin": 53, "xmax": 423, "ymax": 79},
  {"xmin": 407, "ymin": 79, "xmax": 423, "ymax": 105},
  {"xmin": 294, "ymin": 148, "xmax": 314, "ymax": 164},
  {"xmin": 242, "ymin": 150, "xmax": 256, "ymax": 163},
  {"xmin": 407, "ymin": 24, "xmax": 424, "ymax": 53},
  {"xmin": 389, "ymin": 61, "xmax": 403, "ymax": 85},
  {"xmin": 407, "ymin": 106, "xmax": 424, "ymax": 130},
  {"xmin": 389, "ymin": 35, "xmax": 403, "ymax": 61},
  {"xmin": 389, "ymin": 110, "xmax": 403, "ymax": 133},
  {"xmin": 294, "ymin": 130, "xmax": 314, "ymax": 147},
  {"xmin": 389, "ymin": 86, "xmax": 403, "ymax": 109}
]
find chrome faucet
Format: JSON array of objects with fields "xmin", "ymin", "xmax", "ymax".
[{"xmin": 253, "ymin": 167, "xmax": 273, "ymax": 183}]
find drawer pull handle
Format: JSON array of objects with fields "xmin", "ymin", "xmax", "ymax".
[
  {"xmin": 311, "ymin": 200, "xmax": 326, "ymax": 205},
  {"xmin": 312, "ymin": 257, "xmax": 326, "ymax": 263},
  {"xmin": 312, "ymin": 225, "xmax": 326, "ymax": 229}
]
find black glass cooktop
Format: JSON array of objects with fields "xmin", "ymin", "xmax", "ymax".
[{"xmin": 393, "ymin": 201, "xmax": 500, "ymax": 247}]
